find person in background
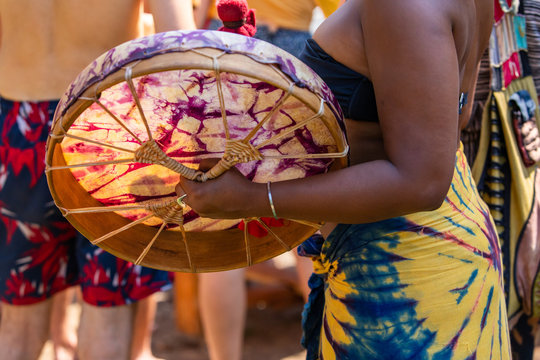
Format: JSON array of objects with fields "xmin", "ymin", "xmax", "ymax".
[
  {"xmin": 461, "ymin": 1, "xmax": 540, "ymax": 359},
  {"xmin": 197, "ymin": 0, "xmax": 341, "ymax": 56},
  {"xmin": 0, "ymin": 1, "xmax": 195, "ymax": 359}
]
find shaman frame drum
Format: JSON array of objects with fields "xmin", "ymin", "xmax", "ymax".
[{"xmin": 46, "ymin": 30, "xmax": 348, "ymax": 272}]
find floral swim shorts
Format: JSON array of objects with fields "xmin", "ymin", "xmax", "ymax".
[{"xmin": 0, "ymin": 97, "xmax": 171, "ymax": 306}]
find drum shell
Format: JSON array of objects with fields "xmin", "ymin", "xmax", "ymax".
[{"xmin": 46, "ymin": 30, "xmax": 348, "ymax": 272}]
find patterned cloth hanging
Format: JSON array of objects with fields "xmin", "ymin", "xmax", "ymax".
[{"xmin": 469, "ymin": 1, "xmax": 540, "ymax": 358}]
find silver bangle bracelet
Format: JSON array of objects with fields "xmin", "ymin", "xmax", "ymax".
[{"xmin": 266, "ymin": 181, "xmax": 278, "ymax": 219}]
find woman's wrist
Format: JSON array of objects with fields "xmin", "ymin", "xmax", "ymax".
[{"xmin": 248, "ymin": 181, "xmax": 277, "ymax": 219}]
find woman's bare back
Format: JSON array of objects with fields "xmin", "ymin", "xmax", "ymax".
[{"xmin": 0, "ymin": 0, "xmax": 143, "ymax": 100}]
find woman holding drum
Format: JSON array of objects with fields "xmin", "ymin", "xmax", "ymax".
[{"xmin": 177, "ymin": 0, "xmax": 512, "ymax": 358}]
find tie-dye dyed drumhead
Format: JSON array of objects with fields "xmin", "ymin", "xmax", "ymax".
[{"xmin": 46, "ymin": 30, "xmax": 348, "ymax": 272}]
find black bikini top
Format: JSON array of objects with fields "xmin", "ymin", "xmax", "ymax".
[
  {"xmin": 300, "ymin": 38, "xmax": 378, "ymax": 122},
  {"xmin": 299, "ymin": 39, "xmax": 468, "ymax": 121}
]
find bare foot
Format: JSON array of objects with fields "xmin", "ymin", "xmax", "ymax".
[
  {"xmin": 131, "ymin": 350, "xmax": 165, "ymax": 360},
  {"xmin": 53, "ymin": 337, "xmax": 77, "ymax": 360}
]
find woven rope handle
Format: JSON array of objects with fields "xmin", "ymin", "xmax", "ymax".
[{"xmin": 134, "ymin": 139, "xmax": 205, "ymax": 181}]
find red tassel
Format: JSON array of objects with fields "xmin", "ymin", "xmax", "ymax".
[
  {"xmin": 216, "ymin": 0, "xmax": 257, "ymax": 37},
  {"xmin": 238, "ymin": 217, "xmax": 285, "ymax": 238}
]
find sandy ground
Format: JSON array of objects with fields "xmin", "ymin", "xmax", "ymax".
[
  {"xmin": 151, "ymin": 290, "xmax": 306, "ymax": 360},
  {"xmin": 39, "ymin": 254, "xmax": 308, "ymax": 360},
  {"xmin": 39, "ymin": 285, "xmax": 307, "ymax": 360},
  {"xmin": 152, "ymin": 253, "xmax": 309, "ymax": 360}
]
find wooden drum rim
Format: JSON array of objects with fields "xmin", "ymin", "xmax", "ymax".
[{"xmin": 45, "ymin": 30, "xmax": 349, "ymax": 273}]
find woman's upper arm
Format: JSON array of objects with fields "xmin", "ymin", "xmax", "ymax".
[{"xmin": 361, "ymin": 0, "xmax": 459, "ymax": 198}]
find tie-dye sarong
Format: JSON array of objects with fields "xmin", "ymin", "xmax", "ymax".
[{"xmin": 300, "ymin": 143, "xmax": 511, "ymax": 359}]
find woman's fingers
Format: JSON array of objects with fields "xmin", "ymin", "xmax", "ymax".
[{"xmin": 174, "ymin": 163, "xmax": 253, "ymax": 218}]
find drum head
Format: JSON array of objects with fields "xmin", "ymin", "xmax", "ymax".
[{"xmin": 46, "ymin": 30, "xmax": 348, "ymax": 272}]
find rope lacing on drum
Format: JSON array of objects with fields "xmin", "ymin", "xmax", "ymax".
[
  {"xmin": 201, "ymin": 139, "xmax": 263, "ymax": 181},
  {"xmin": 134, "ymin": 199, "xmax": 192, "ymax": 269},
  {"xmin": 224, "ymin": 139, "xmax": 263, "ymax": 163},
  {"xmin": 254, "ymin": 218, "xmax": 291, "ymax": 251},
  {"xmin": 134, "ymin": 139, "xmax": 205, "ymax": 181},
  {"xmin": 145, "ymin": 199, "xmax": 185, "ymax": 224},
  {"xmin": 61, "ymin": 197, "xmax": 194, "ymax": 270},
  {"xmin": 190, "ymin": 49, "xmax": 231, "ymax": 139},
  {"xmin": 125, "ymin": 65, "xmax": 154, "ymax": 141},
  {"xmin": 71, "ymin": 198, "xmax": 187, "ymax": 246}
]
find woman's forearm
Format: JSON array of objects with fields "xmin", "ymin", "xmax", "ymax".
[
  {"xmin": 179, "ymin": 156, "xmax": 453, "ymax": 224},
  {"xmin": 264, "ymin": 159, "xmax": 450, "ymax": 223}
]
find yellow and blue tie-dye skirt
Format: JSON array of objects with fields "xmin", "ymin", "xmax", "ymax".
[{"xmin": 299, "ymin": 144, "xmax": 511, "ymax": 359}]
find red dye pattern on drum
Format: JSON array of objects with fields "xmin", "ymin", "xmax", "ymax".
[{"xmin": 50, "ymin": 30, "xmax": 347, "ymax": 237}]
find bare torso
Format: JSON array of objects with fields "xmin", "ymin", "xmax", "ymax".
[
  {"xmin": 317, "ymin": 0, "xmax": 493, "ymax": 236},
  {"xmin": 0, "ymin": 0, "xmax": 145, "ymax": 101}
]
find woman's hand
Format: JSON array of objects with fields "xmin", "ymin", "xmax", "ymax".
[{"xmin": 175, "ymin": 161, "xmax": 263, "ymax": 219}]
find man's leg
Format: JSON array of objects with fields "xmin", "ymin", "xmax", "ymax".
[
  {"xmin": 0, "ymin": 98, "xmax": 80, "ymax": 360},
  {"xmin": 198, "ymin": 268, "xmax": 246, "ymax": 360},
  {"xmin": 76, "ymin": 236, "xmax": 171, "ymax": 360},
  {"xmin": 130, "ymin": 293, "xmax": 163, "ymax": 360},
  {"xmin": 78, "ymin": 295, "xmax": 165, "ymax": 360},
  {"xmin": 50, "ymin": 288, "xmax": 79, "ymax": 360},
  {"xmin": 78, "ymin": 302, "xmax": 133, "ymax": 360},
  {"xmin": 0, "ymin": 300, "xmax": 52, "ymax": 360},
  {"xmin": 293, "ymin": 249, "xmax": 313, "ymax": 302}
]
